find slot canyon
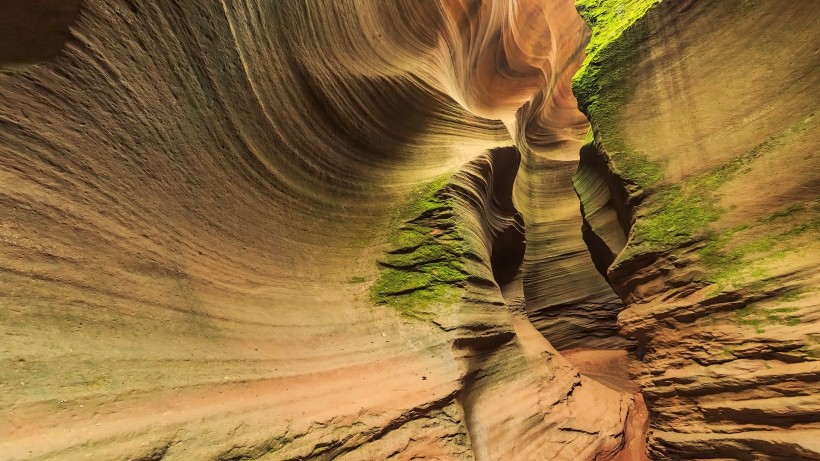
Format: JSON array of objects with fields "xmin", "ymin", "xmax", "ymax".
[{"xmin": 1, "ymin": 0, "xmax": 818, "ymax": 459}]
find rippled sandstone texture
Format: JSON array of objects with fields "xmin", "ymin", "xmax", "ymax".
[
  {"xmin": 0, "ymin": 1, "xmax": 642, "ymax": 460},
  {"xmin": 574, "ymin": 0, "xmax": 820, "ymax": 459},
  {"xmin": 3, "ymin": 0, "xmax": 817, "ymax": 460}
]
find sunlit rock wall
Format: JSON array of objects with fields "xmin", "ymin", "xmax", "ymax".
[
  {"xmin": 0, "ymin": 1, "xmax": 636, "ymax": 460},
  {"xmin": 574, "ymin": 0, "xmax": 820, "ymax": 459}
]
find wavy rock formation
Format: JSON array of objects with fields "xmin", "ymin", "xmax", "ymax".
[
  {"xmin": 574, "ymin": 0, "xmax": 820, "ymax": 459},
  {"xmin": 0, "ymin": 1, "xmax": 644, "ymax": 460},
  {"xmin": 5, "ymin": 0, "xmax": 814, "ymax": 459}
]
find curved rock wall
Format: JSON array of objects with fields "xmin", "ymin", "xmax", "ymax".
[
  {"xmin": 516, "ymin": 139, "xmax": 628, "ymax": 350},
  {"xmin": 0, "ymin": 1, "xmax": 638, "ymax": 460},
  {"xmin": 574, "ymin": 0, "xmax": 820, "ymax": 459}
]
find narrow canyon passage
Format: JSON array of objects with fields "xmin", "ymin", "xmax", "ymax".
[
  {"xmin": 0, "ymin": 1, "xmax": 639, "ymax": 459},
  {"xmin": 1, "ymin": 0, "xmax": 818, "ymax": 460}
]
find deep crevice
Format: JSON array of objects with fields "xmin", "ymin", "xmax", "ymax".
[
  {"xmin": 490, "ymin": 214, "xmax": 526, "ymax": 289},
  {"xmin": 485, "ymin": 147, "xmax": 527, "ymax": 300},
  {"xmin": 573, "ymin": 141, "xmax": 633, "ymax": 285}
]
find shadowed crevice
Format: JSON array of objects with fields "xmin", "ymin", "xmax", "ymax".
[
  {"xmin": 484, "ymin": 147, "xmax": 527, "ymax": 297},
  {"xmin": 0, "ymin": 0, "xmax": 82, "ymax": 71},
  {"xmin": 490, "ymin": 215, "xmax": 525, "ymax": 289}
]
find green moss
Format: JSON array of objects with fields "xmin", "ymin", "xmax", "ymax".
[
  {"xmin": 575, "ymin": 3, "xmax": 819, "ymax": 302},
  {"xmin": 583, "ymin": 127, "xmax": 595, "ymax": 145},
  {"xmin": 373, "ymin": 270, "xmax": 434, "ymax": 297},
  {"xmin": 389, "ymin": 176, "xmax": 451, "ymax": 223},
  {"xmin": 573, "ymin": 0, "xmax": 661, "ymax": 189},
  {"xmin": 735, "ymin": 305, "xmax": 801, "ymax": 333},
  {"xmin": 377, "ymin": 284, "xmax": 463, "ymax": 321},
  {"xmin": 632, "ymin": 185, "xmax": 720, "ymax": 249},
  {"xmin": 626, "ymin": 117, "xmax": 818, "ymax": 260},
  {"xmin": 384, "ymin": 244, "xmax": 452, "ymax": 268},
  {"xmin": 573, "ymin": 0, "xmax": 660, "ymax": 124},
  {"xmin": 390, "ymin": 228, "xmax": 429, "ymax": 251},
  {"xmin": 762, "ymin": 204, "xmax": 806, "ymax": 222},
  {"xmin": 682, "ymin": 118, "xmax": 816, "ymax": 268},
  {"xmin": 782, "ymin": 216, "xmax": 820, "ymax": 237},
  {"xmin": 698, "ymin": 209, "xmax": 819, "ymax": 290},
  {"xmin": 347, "ymin": 276, "xmax": 367, "ymax": 284},
  {"xmin": 575, "ymin": 0, "xmax": 660, "ymax": 85},
  {"xmin": 699, "ymin": 235, "xmax": 741, "ymax": 284},
  {"xmin": 371, "ymin": 176, "xmax": 469, "ymax": 318},
  {"xmin": 803, "ymin": 334, "xmax": 820, "ymax": 358},
  {"xmin": 421, "ymin": 261, "xmax": 467, "ymax": 283},
  {"xmin": 782, "ymin": 289, "xmax": 804, "ymax": 302},
  {"xmin": 609, "ymin": 152, "xmax": 663, "ymax": 189},
  {"xmin": 631, "ymin": 126, "xmax": 806, "ymax": 250}
]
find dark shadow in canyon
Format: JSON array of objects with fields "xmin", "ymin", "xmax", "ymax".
[
  {"xmin": 487, "ymin": 147, "xmax": 527, "ymax": 295},
  {"xmin": 0, "ymin": 0, "xmax": 82, "ymax": 71}
]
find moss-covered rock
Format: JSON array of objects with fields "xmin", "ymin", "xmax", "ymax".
[
  {"xmin": 574, "ymin": 0, "xmax": 658, "ymax": 176},
  {"xmin": 371, "ymin": 176, "xmax": 469, "ymax": 319},
  {"xmin": 613, "ymin": 112, "xmax": 818, "ymax": 271}
]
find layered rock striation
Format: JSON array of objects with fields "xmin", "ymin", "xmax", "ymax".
[
  {"xmin": 1, "ymin": 1, "xmax": 640, "ymax": 460},
  {"xmin": 574, "ymin": 0, "xmax": 820, "ymax": 459},
  {"xmin": 4, "ymin": 0, "xmax": 814, "ymax": 459}
]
